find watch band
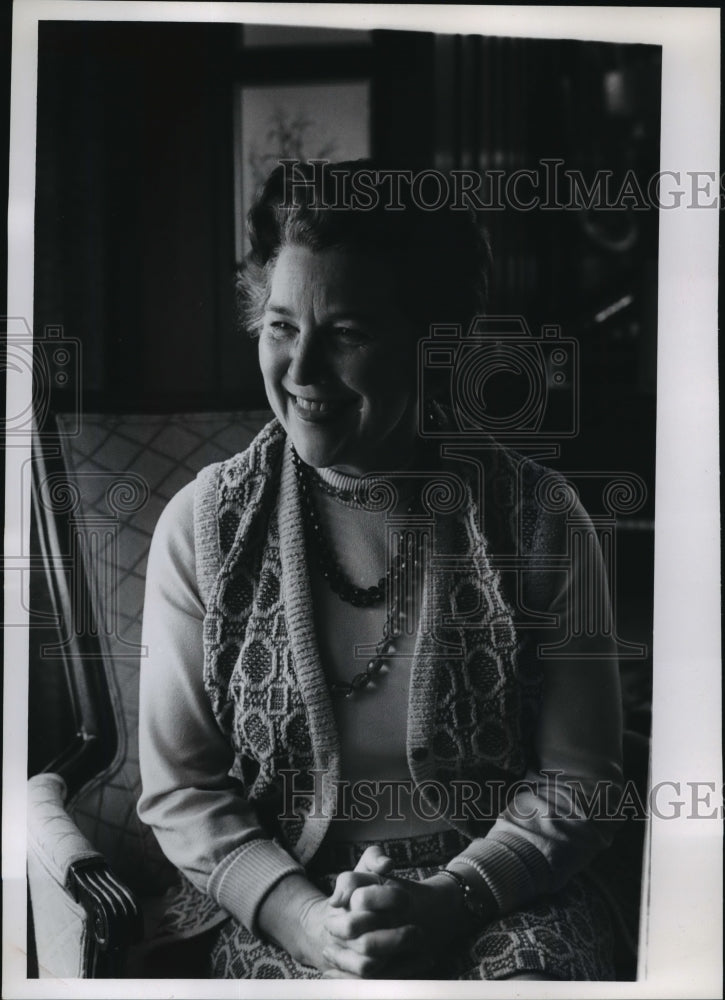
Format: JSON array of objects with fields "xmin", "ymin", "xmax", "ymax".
[
  {"xmin": 452, "ymin": 856, "xmax": 500, "ymax": 908},
  {"xmin": 438, "ymin": 868, "xmax": 489, "ymax": 920}
]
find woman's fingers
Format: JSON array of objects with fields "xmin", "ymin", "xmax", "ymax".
[
  {"xmin": 329, "ymin": 853, "xmax": 395, "ymax": 908},
  {"xmin": 329, "ymin": 869, "xmax": 376, "ymax": 908},
  {"xmin": 322, "ymin": 944, "xmax": 381, "ymax": 979},
  {"xmin": 348, "ymin": 882, "xmax": 410, "ymax": 913},
  {"xmin": 321, "ymin": 925, "xmax": 421, "ymax": 977},
  {"xmin": 354, "ymin": 845, "xmax": 395, "ymax": 876},
  {"xmin": 350, "ymin": 924, "xmax": 423, "ymax": 957},
  {"xmin": 326, "ymin": 905, "xmax": 408, "ymax": 941}
]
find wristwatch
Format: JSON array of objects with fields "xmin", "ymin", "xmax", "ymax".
[{"xmin": 438, "ymin": 868, "xmax": 490, "ymax": 921}]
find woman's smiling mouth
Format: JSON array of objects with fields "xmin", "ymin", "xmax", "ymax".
[{"xmin": 287, "ymin": 391, "xmax": 354, "ymax": 421}]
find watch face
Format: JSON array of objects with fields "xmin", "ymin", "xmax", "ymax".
[
  {"xmin": 465, "ymin": 894, "xmax": 487, "ymax": 919},
  {"xmin": 459, "ymin": 875, "xmax": 490, "ymax": 920},
  {"xmin": 451, "ymin": 873, "xmax": 483, "ymax": 917},
  {"xmin": 442, "ymin": 868, "xmax": 487, "ymax": 920}
]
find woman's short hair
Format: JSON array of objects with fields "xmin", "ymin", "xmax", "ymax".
[{"xmin": 238, "ymin": 159, "xmax": 491, "ymax": 339}]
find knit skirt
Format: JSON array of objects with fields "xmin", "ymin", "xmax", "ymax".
[{"xmin": 207, "ymin": 830, "xmax": 615, "ymax": 980}]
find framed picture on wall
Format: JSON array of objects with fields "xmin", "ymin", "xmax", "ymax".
[{"xmin": 234, "ymin": 80, "xmax": 371, "ymax": 261}]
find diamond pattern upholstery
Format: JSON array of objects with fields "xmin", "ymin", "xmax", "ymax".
[{"xmin": 52, "ymin": 411, "xmax": 272, "ymax": 895}]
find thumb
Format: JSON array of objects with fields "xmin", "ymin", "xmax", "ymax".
[
  {"xmin": 328, "ymin": 848, "xmax": 395, "ymax": 908},
  {"xmin": 354, "ymin": 844, "xmax": 394, "ymax": 877}
]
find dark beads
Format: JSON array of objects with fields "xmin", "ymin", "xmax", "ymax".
[{"xmin": 292, "ymin": 445, "xmax": 425, "ymax": 699}]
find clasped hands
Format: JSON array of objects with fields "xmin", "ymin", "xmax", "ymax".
[{"xmin": 303, "ymin": 845, "xmax": 467, "ymax": 979}]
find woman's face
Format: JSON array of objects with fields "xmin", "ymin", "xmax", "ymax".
[{"xmin": 259, "ymin": 243, "xmax": 419, "ymax": 475}]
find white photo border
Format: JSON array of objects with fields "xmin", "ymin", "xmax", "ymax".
[{"xmin": 4, "ymin": 3, "xmax": 721, "ymax": 998}]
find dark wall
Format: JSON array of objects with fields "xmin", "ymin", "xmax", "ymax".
[
  {"xmin": 34, "ymin": 21, "xmax": 244, "ymax": 410},
  {"xmin": 33, "ymin": 24, "xmax": 443, "ymax": 413},
  {"xmin": 34, "ymin": 25, "xmax": 660, "ymax": 429},
  {"xmin": 435, "ymin": 35, "xmax": 660, "ymax": 493}
]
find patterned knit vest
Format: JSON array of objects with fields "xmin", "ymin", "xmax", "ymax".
[{"xmin": 195, "ymin": 420, "xmax": 545, "ymax": 860}]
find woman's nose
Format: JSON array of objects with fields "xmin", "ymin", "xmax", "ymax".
[{"xmin": 287, "ymin": 330, "xmax": 326, "ymax": 386}]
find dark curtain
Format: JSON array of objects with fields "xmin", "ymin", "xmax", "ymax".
[{"xmin": 34, "ymin": 21, "xmax": 245, "ymax": 411}]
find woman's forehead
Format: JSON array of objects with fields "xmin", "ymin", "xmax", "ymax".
[{"xmin": 268, "ymin": 243, "xmax": 403, "ymax": 315}]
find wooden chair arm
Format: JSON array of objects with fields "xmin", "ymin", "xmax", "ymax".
[{"xmin": 28, "ymin": 773, "xmax": 143, "ymax": 977}]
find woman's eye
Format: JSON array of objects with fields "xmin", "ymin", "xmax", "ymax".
[
  {"xmin": 265, "ymin": 320, "xmax": 296, "ymax": 338},
  {"xmin": 331, "ymin": 325, "xmax": 369, "ymax": 343}
]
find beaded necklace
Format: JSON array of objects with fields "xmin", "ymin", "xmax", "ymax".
[{"xmin": 291, "ymin": 447, "xmax": 423, "ymax": 698}]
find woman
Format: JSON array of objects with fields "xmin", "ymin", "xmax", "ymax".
[{"xmin": 138, "ymin": 160, "xmax": 623, "ymax": 980}]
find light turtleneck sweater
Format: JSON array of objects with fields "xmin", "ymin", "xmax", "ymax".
[{"xmin": 309, "ymin": 465, "xmax": 452, "ymax": 841}]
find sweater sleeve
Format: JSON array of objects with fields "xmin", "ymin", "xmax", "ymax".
[
  {"xmin": 137, "ymin": 480, "xmax": 303, "ymax": 932},
  {"xmin": 447, "ymin": 496, "xmax": 624, "ymax": 915}
]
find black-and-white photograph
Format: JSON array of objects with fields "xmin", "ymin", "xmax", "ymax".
[{"xmin": 3, "ymin": 4, "xmax": 721, "ymax": 997}]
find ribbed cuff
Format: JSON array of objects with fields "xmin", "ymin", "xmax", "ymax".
[
  {"xmin": 207, "ymin": 838, "xmax": 305, "ymax": 934},
  {"xmin": 448, "ymin": 831, "xmax": 551, "ymax": 915}
]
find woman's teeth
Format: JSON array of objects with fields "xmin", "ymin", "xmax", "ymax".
[{"xmin": 293, "ymin": 395, "xmax": 339, "ymax": 413}]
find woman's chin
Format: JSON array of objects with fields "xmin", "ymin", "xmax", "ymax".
[
  {"xmin": 288, "ymin": 430, "xmax": 347, "ymax": 471},
  {"xmin": 282, "ymin": 411, "xmax": 354, "ymax": 470},
  {"xmin": 282, "ymin": 406, "xmax": 417, "ymax": 474}
]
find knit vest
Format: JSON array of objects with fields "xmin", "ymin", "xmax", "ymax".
[{"xmin": 194, "ymin": 419, "xmax": 548, "ymax": 864}]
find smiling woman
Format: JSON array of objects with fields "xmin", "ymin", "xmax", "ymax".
[
  {"xmin": 240, "ymin": 159, "xmax": 490, "ymax": 475},
  {"xmin": 136, "ymin": 160, "xmax": 623, "ymax": 980}
]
